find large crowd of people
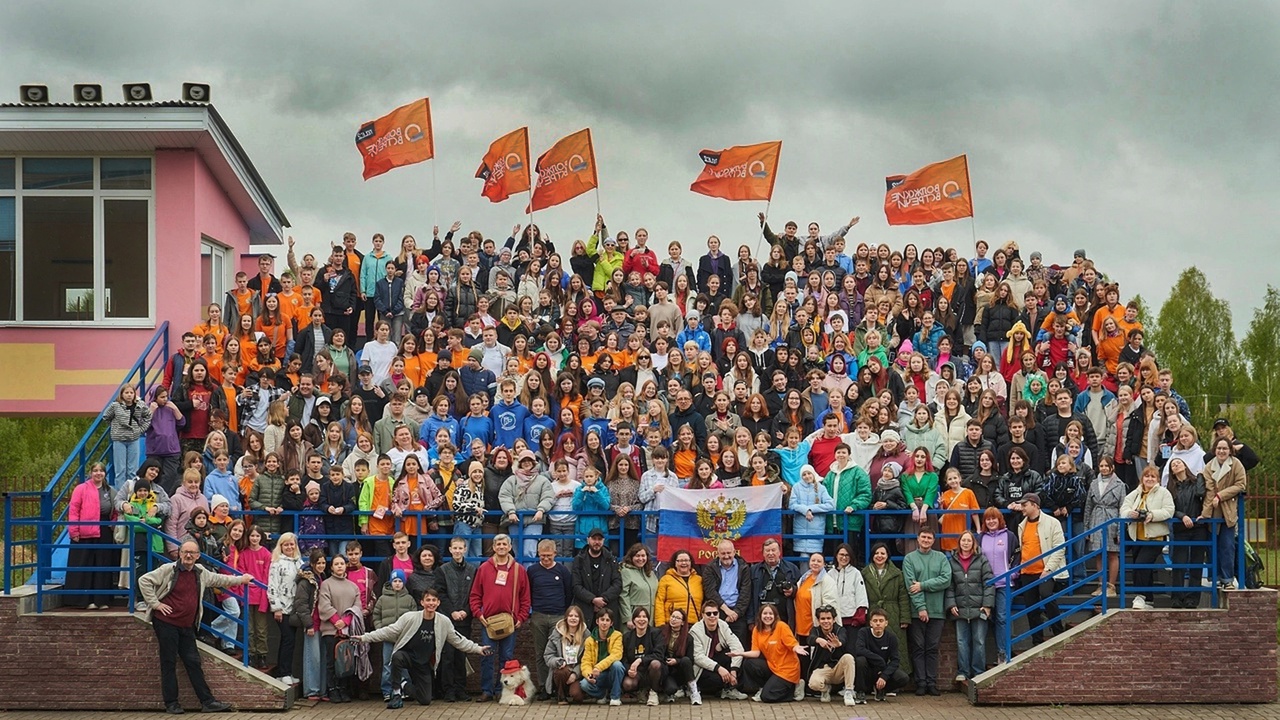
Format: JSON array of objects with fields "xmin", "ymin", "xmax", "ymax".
[{"xmin": 66, "ymin": 214, "xmax": 1259, "ymax": 708}]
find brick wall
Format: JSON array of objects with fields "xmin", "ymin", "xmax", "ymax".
[
  {"xmin": 0, "ymin": 590, "xmax": 289, "ymax": 711},
  {"xmin": 972, "ymin": 589, "xmax": 1278, "ymax": 705}
]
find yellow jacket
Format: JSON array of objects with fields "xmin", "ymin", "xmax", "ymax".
[
  {"xmin": 654, "ymin": 568, "xmax": 704, "ymax": 627},
  {"xmin": 580, "ymin": 627, "xmax": 623, "ymax": 675}
]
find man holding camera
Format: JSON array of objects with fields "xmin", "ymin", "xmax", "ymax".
[{"xmin": 749, "ymin": 538, "xmax": 800, "ymax": 626}]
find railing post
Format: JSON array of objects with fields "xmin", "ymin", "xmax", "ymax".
[
  {"xmin": 1209, "ymin": 517, "xmax": 1219, "ymax": 609},
  {"xmin": 2, "ymin": 494, "xmax": 11, "ymax": 595},
  {"xmin": 1236, "ymin": 494, "xmax": 1247, "ymax": 590}
]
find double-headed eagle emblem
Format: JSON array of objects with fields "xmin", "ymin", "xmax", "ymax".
[{"xmin": 695, "ymin": 494, "xmax": 748, "ymax": 546}]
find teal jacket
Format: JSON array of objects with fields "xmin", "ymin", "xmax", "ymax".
[
  {"xmin": 823, "ymin": 462, "xmax": 872, "ymax": 532},
  {"xmin": 902, "ymin": 548, "xmax": 952, "ymax": 617}
]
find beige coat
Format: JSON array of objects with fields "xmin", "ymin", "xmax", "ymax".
[
  {"xmin": 1120, "ymin": 485, "xmax": 1175, "ymax": 540},
  {"xmin": 1201, "ymin": 457, "xmax": 1248, "ymax": 528}
]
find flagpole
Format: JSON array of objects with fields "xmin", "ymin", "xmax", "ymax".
[
  {"xmin": 757, "ymin": 199, "xmax": 772, "ymax": 259},
  {"xmin": 431, "ymin": 161, "xmax": 439, "ymax": 229},
  {"xmin": 970, "ymin": 216, "xmax": 977, "ymax": 247}
]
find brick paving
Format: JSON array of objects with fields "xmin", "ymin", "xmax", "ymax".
[{"xmin": 0, "ymin": 696, "xmax": 1276, "ymax": 720}]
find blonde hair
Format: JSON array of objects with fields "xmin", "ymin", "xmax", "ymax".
[
  {"xmin": 267, "ymin": 400, "xmax": 288, "ymax": 428},
  {"xmin": 271, "ymin": 532, "xmax": 301, "ymax": 561}
]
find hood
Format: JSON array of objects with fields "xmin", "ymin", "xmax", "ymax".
[{"xmin": 877, "ymin": 476, "xmax": 901, "ymax": 491}]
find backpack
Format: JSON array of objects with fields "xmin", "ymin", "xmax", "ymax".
[
  {"xmin": 333, "ymin": 639, "xmax": 357, "ymax": 679},
  {"xmin": 1243, "ymin": 540, "xmax": 1264, "ymax": 590}
]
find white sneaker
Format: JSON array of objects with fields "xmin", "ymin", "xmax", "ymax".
[
  {"xmin": 135, "ymin": 601, "xmax": 148, "ymax": 612},
  {"xmin": 609, "ymin": 698, "xmax": 622, "ymax": 706},
  {"xmin": 1132, "ymin": 595, "xmax": 1148, "ymax": 610},
  {"xmin": 673, "ymin": 689, "xmax": 685, "ymax": 699},
  {"xmin": 646, "ymin": 691, "xmax": 658, "ymax": 706},
  {"xmin": 820, "ymin": 688, "xmax": 830, "ymax": 703},
  {"xmin": 86, "ymin": 603, "xmax": 98, "ymax": 610},
  {"xmin": 688, "ymin": 686, "xmax": 702, "ymax": 706},
  {"xmin": 794, "ymin": 683, "xmax": 805, "ymax": 701},
  {"xmin": 722, "ymin": 688, "xmax": 748, "ymax": 700},
  {"xmin": 751, "ymin": 691, "xmax": 762, "ymax": 702},
  {"xmin": 843, "ymin": 690, "xmax": 857, "ymax": 706},
  {"xmin": 596, "ymin": 698, "xmax": 608, "ymax": 705}
]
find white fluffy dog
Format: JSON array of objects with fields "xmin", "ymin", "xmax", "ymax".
[{"xmin": 498, "ymin": 661, "xmax": 537, "ymax": 706}]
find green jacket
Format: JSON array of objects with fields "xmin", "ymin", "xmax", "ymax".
[
  {"xmin": 902, "ymin": 549, "xmax": 952, "ymax": 616},
  {"xmin": 248, "ymin": 472, "xmax": 286, "ymax": 535},
  {"xmin": 587, "ymin": 232, "xmax": 624, "ymax": 292},
  {"xmin": 619, "ymin": 563, "xmax": 658, "ymax": 623},
  {"xmin": 123, "ymin": 503, "xmax": 165, "ymax": 553},
  {"xmin": 373, "ymin": 583, "xmax": 418, "ymax": 629},
  {"xmin": 824, "ymin": 462, "xmax": 872, "ymax": 532},
  {"xmin": 901, "ymin": 471, "xmax": 939, "ymax": 509}
]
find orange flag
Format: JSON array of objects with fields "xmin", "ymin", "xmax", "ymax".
[
  {"xmin": 355, "ymin": 98, "xmax": 434, "ymax": 181},
  {"xmin": 475, "ymin": 127, "xmax": 531, "ymax": 203},
  {"xmin": 689, "ymin": 141, "xmax": 781, "ymax": 201},
  {"xmin": 527, "ymin": 128, "xmax": 598, "ymax": 213},
  {"xmin": 884, "ymin": 155, "xmax": 973, "ymax": 225}
]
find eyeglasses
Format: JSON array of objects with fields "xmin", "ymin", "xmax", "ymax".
[{"xmin": 703, "ymin": 611, "xmax": 719, "ymax": 617}]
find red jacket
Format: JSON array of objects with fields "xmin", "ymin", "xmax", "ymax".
[
  {"xmin": 622, "ymin": 248, "xmax": 660, "ymax": 279},
  {"xmin": 469, "ymin": 556, "xmax": 531, "ymax": 623}
]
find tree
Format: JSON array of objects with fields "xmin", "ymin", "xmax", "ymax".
[
  {"xmin": 1241, "ymin": 286, "xmax": 1280, "ymax": 405},
  {"xmin": 1148, "ymin": 267, "xmax": 1242, "ymax": 417},
  {"xmin": 1129, "ymin": 293, "xmax": 1156, "ymax": 352}
]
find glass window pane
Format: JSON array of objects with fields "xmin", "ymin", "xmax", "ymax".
[
  {"xmin": 101, "ymin": 158, "xmax": 151, "ymax": 190},
  {"xmin": 0, "ymin": 197, "xmax": 14, "ymax": 320},
  {"xmin": 0, "ymin": 158, "xmax": 14, "ymax": 190},
  {"xmin": 22, "ymin": 158, "xmax": 93, "ymax": 190},
  {"xmin": 104, "ymin": 199, "xmax": 149, "ymax": 318},
  {"xmin": 23, "ymin": 196, "xmax": 93, "ymax": 320}
]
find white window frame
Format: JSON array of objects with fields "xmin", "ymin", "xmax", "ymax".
[
  {"xmin": 0, "ymin": 155, "xmax": 156, "ymax": 327},
  {"xmin": 201, "ymin": 236, "xmax": 231, "ymax": 307}
]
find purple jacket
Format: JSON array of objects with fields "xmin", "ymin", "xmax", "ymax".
[
  {"xmin": 980, "ymin": 528, "xmax": 1018, "ymax": 587},
  {"xmin": 145, "ymin": 389, "xmax": 185, "ymax": 456}
]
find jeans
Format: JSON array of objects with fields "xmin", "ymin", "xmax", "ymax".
[
  {"xmin": 454, "ymin": 520, "xmax": 483, "ymax": 559},
  {"xmin": 954, "ymin": 615, "xmax": 988, "ymax": 679},
  {"xmin": 153, "ymin": 617, "xmax": 215, "ymax": 706},
  {"xmin": 990, "ymin": 586, "xmax": 1010, "ymax": 660},
  {"xmin": 986, "ymin": 340, "xmax": 1008, "ymax": 366},
  {"xmin": 381, "ymin": 643, "xmax": 394, "ymax": 697},
  {"xmin": 480, "ymin": 625, "xmax": 517, "ymax": 696},
  {"xmin": 210, "ymin": 595, "xmax": 241, "ymax": 649},
  {"xmin": 1216, "ymin": 523, "xmax": 1237, "ymax": 582},
  {"xmin": 530, "ymin": 612, "xmax": 559, "ymax": 690},
  {"xmin": 303, "ymin": 629, "xmax": 324, "ymax": 697},
  {"xmin": 548, "ymin": 518, "xmax": 575, "ymax": 557},
  {"xmin": 514, "ymin": 523, "xmax": 543, "ymax": 562},
  {"xmin": 113, "ymin": 438, "xmax": 143, "ymax": 489},
  {"xmin": 326, "ymin": 539, "xmax": 349, "ymax": 559},
  {"xmin": 579, "ymin": 661, "xmax": 625, "ymax": 700}
]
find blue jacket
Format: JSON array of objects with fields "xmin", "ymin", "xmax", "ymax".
[
  {"xmin": 582, "ymin": 417, "xmax": 615, "ymax": 448},
  {"xmin": 203, "ymin": 470, "xmax": 242, "ymax": 512},
  {"xmin": 789, "ymin": 480, "xmax": 835, "ymax": 554},
  {"xmin": 373, "ymin": 275, "xmax": 405, "ymax": 318},
  {"xmin": 360, "ymin": 250, "xmax": 392, "ymax": 296},
  {"xmin": 773, "ymin": 439, "xmax": 813, "ymax": 486},
  {"xmin": 675, "ymin": 327, "xmax": 712, "ymax": 353},
  {"xmin": 460, "ymin": 366, "xmax": 496, "ymax": 399},
  {"xmin": 491, "ymin": 400, "xmax": 530, "ymax": 449},
  {"xmin": 571, "ymin": 483, "xmax": 612, "ymax": 546},
  {"xmin": 912, "ymin": 324, "xmax": 947, "ymax": 367}
]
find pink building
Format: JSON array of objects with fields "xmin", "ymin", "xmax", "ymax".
[{"xmin": 0, "ymin": 99, "xmax": 289, "ymax": 414}]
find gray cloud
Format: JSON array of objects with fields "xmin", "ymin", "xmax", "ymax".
[{"xmin": 2, "ymin": 1, "xmax": 1277, "ymax": 330}]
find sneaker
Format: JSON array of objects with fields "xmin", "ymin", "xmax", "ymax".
[
  {"xmin": 1090, "ymin": 586, "xmax": 1102, "ymax": 597},
  {"xmin": 689, "ymin": 686, "xmax": 702, "ymax": 706},
  {"xmin": 927, "ymin": 685, "xmax": 941, "ymax": 696},
  {"xmin": 1106, "ymin": 583, "xmax": 1118, "ymax": 597},
  {"xmin": 794, "ymin": 683, "xmax": 805, "ymax": 702},
  {"xmin": 955, "ymin": 674, "xmax": 965, "ymax": 684},
  {"xmin": 279, "ymin": 676, "xmax": 294, "ymax": 687},
  {"xmin": 200, "ymin": 700, "xmax": 233, "ymax": 712},
  {"xmin": 886, "ymin": 691, "xmax": 897, "ymax": 697},
  {"xmin": 609, "ymin": 698, "xmax": 622, "ymax": 706},
  {"xmin": 1132, "ymin": 595, "xmax": 1148, "ymax": 610},
  {"xmin": 854, "ymin": 691, "xmax": 868, "ymax": 704},
  {"xmin": 875, "ymin": 689, "xmax": 887, "ymax": 702},
  {"xmin": 86, "ymin": 603, "xmax": 98, "ymax": 610},
  {"xmin": 382, "ymin": 694, "xmax": 391, "ymax": 703},
  {"xmin": 673, "ymin": 689, "xmax": 685, "ymax": 699},
  {"xmin": 751, "ymin": 691, "xmax": 762, "ymax": 702},
  {"xmin": 165, "ymin": 703, "xmax": 185, "ymax": 715},
  {"xmin": 136, "ymin": 601, "xmax": 148, "ymax": 612},
  {"xmin": 843, "ymin": 690, "xmax": 857, "ymax": 706},
  {"xmin": 820, "ymin": 688, "xmax": 831, "ymax": 703},
  {"xmin": 997, "ymin": 653, "xmax": 1007, "ymax": 664},
  {"xmin": 915, "ymin": 686, "xmax": 927, "ymax": 696},
  {"xmin": 646, "ymin": 691, "xmax": 658, "ymax": 706},
  {"xmin": 722, "ymin": 688, "xmax": 748, "ymax": 700},
  {"xmin": 387, "ymin": 695, "xmax": 404, "ymax": 710},
  {"xmin": 596, "ymin": 698, "xmax": 609, "ymax": 705}
]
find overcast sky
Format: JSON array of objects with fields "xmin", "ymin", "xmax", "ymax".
[{"xmin": 3, "ymin": 2, "xmax": 1277, "ymax": 332}]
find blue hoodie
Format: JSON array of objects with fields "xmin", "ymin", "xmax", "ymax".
[
  {"xmin": 523, "ymin": 413, "xmax": 557, "ymax": 448},
  {"xmin": 491, "ymin": 399, "xmax": 530, "ymax": 449},
  {"xmin": 203, "ymin": 469, "xmax": 242, "ymax": 512},
  {"xmin": 457, "ymin": 415, "xmax": 494, "ymax": 459}
]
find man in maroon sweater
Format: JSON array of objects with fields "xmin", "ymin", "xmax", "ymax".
[
  {"xmin": 139, "ymin": 540, "xmax": 254, "ymax": 714},
  {"xmin": 468, "ymin": 533, "xmax": 532, "ymax": 702}
]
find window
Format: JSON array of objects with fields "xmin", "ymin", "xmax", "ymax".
[
  {"xmin": 201, "ymin": 237, "xmax": 230, "ymax": 308},
  {"xmin": 0, "ymin": 156, "xmax": 153, "ymax": 324}
]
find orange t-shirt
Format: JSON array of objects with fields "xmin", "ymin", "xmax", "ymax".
[
  {"xmin": 403, "ymin": 474, "xmax": 427, "ymax": 537},
  {"xmin": 403, "ymin": 354, "xmax": 430, "ymax": 388},
  {"xmin": 229, "ymin": 288, "xmax": 255, "ymax": 320},
  {"xmin": 450, "ymin": 347, "xmax": 468, "ymax": 369},
  {"xmin": 752, "ymin": 622, "xmax": 801, "ymax": 684},
  {"xmin": 256, "ymin": 319, "xmax": 289, "ymax": 360},
  {"xmin": 345, "ymin": 250, "xmax": 362, "ymax": 286},
  {"xmin": 277, "ymin": 289, "xmax": 303, "ymax": 330},
  {"xmin": 939, "ymin": 487, "xmax": 979, "ymax": 551},
  {"xmin": 673, "ymin": 448, "xmax": 697, "ymax": 481},
  {"xmin": 1021, "ymin": 518, "xmax": 1044, "ymax": 576},
  {"xmin": 203, "ymin": 354, "xmax": 224, "ymax": 385},
  {"xmin": 193, "ymin": 322, "xmax": 229, "ymax": 349},
  {"xmin": 366, "ymin": 478, "xmax": 394, "ymax": 537},
  {"xmin": 794, "ymin": 576, "xmax": 815, "ymax": 636}
]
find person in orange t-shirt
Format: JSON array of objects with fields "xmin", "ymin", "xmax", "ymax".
[
  {"xmin": 193, "ymin": 303, "xmax": 230, "ymax": 350},
  {"xmin": 277, "ymin": 272, "xmax": 303, "ymax": 332},
  {"xmin": 359, "ymin": 456, "xmax": 396, "ymax": 543},
  {"xmin": 938, "ymin": 467, "xmax": 980, "ymax": 552},
  {"xmin": 732, "ymin": 603, "xmax": 806, "ymax": 702},
  {"xmin": 223, "ymin": 271, "xmax": 260, "ymax": 325}
]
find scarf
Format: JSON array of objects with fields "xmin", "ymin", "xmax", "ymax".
[
  {"xmin": 1207, "ymin": 456, "xmax": 1233, "ymax": 482},
  {"xmin": 513, "ymin": 464, "xmax": 537, "ymax": 496}
]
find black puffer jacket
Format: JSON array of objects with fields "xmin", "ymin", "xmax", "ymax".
[
  {"xmin": 994, "ymin": 469, "xmax": 1044, "ymax": 509},
  {"xmin": 981, "ymin": 303, "xmax": 1019, "ymax": 344},
  {"xmin": 944, "ymin": 549, "xmax": 995, "ymax": 620}
]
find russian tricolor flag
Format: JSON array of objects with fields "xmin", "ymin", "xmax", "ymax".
[{"xmin": 657, "ymin": 485, "xmax": 784, "ymax": 564}]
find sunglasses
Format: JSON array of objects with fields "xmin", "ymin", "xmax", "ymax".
[{"xmin": 703, "ymin": 610, "xmax": 719, "ymax": 617}]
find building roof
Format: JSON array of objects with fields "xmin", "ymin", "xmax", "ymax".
[{"xmin": 0, "ymin": 101, "xmax": 289, "ymax": 243}]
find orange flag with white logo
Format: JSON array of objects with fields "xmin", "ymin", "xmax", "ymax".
[
  {"xmin": 884, "ymin": 154, "xmax": 973, "ymax": 225},
  {"xmin": 355, "ymin": 98, "xmax": 434, "ymax": 181},
  {"xmin": 527, "ymin": 129, "xmax": 598, "ymax": 213},
  {"xmin": 689, "ymin": 141, "xmax": 781, "ymax": 201},
  {"xmin": 475, "ymin": 127, "xmax": 531, "ymax": 203}
]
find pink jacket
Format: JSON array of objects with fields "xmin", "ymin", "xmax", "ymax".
[{"xmin": 69, "ymin": 481, "xmax": 114, "ymax": 540}]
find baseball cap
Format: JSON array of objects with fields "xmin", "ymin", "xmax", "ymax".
[
  {"xmin": 1213, "ymin": 418, "xmax": 1230, "ymax": 429},
  {"xmin": 1022, "ymin": 493, "xmax": 1042, "ymax": 507},
  {"xmin": 469, "ymin": 346, "xmax": 485, "ymax": 362},
  {"xmin": 358, "ymin": 363, "xmax": 372, "ymax": 375},
  {"xmin": 588, "ymin": 528, "xmax": 605, "ymax": 538}
]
